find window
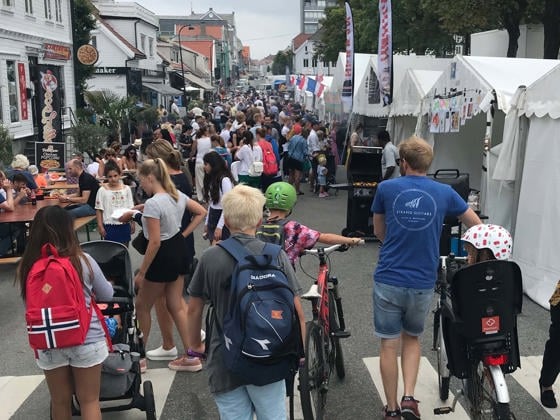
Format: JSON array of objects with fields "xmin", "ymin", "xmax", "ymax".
[
  {"xmin": 44, "ymin": 0, "xmax": 52, "ymax": 20},
  {"xmin": 140, "ymin": 34, "xmax": 146, "ymax": 52},
  {"xmin": 2, "ymin": 0, "xmax": 14, "ymax": 7},
  {"xmin": 323, "ymin": 61, "xmax": 328, "ymax": 67},
  {"xmin": 25, "ymin": 0, "xmax": 33, "ymax": 14},
  {"xmin": 91, "ymin": 35, "xmax": 97, "ymax": 48},
  {"xmin": 303, "ymin": 59, "xmax": 309, "ymax": 68},
  {"xmin": 0, "ymin": 86, "xmax": 3, "ymax": 123},
  {"xmin": 54, "ymin": 0, "xmax": 62, "ymax": 22},
  {"xmin": 331, "ymin": 61, "xmax": 336, "ymax": 67},
  {"xmin": 7, "ymin": 61, "xmax": 19, "ymax": 123},
  {"xmin": 312, "ymin": 58, "xmax": 317, "ymax": 68},
  {"xmin": 148, "ymin": 38, "xmax": 154, "ymax": 57}
]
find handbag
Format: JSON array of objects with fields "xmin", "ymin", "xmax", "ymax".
[
  {"xmin": 248, "ymin": 161, "xmax": 263, "ymax": 177},
  {"xmin": 131, "ymin": 230, "xmax": 148, "ymax": 254}
]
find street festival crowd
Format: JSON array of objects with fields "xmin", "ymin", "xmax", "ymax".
[{"xmin": 3, "ymin": 90, "xmax": 560, "ymax": 420}]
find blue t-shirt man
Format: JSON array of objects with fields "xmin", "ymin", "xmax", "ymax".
[{"xmin": 371, "ymin": 175, "xmax": 468, "ymax": 289}]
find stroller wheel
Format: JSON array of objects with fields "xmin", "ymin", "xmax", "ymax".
[{"xmin": 143, "ymin": 380, "xmax": 156, "ymax": 420}]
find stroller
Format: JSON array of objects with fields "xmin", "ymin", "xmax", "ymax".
[{"xmin": 73, "ymin": 240, "xmax": 156, "ymax": 419}]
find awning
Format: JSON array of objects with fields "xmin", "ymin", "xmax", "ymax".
[
  {"xmin": 142, "ymin": 82, "xmax": 183, "ymax": 96},
  {"xmin": 184, "ymin": 74, "xmax": 214, "ymax": 90}
]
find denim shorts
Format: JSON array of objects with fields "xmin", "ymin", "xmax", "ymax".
[
  {"xmin": 373, "ymin": 282, "xmax": 434, "ymax": 339},
  {"xmin": 213, "ymin": 380, "xmax": 286, "ymax": 420},
  {"xmin": 36, "ymin": 341, "xmax": 108, "ymax": 370}
]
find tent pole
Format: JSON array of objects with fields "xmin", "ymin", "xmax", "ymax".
[{"xmin": 483, "ymin": 90, "xmax": 497, "ymax": 215}]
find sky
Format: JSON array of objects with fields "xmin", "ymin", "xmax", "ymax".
[{"xmin": 134, "ymin": 0, "xmax": 301, "ymax": 59}]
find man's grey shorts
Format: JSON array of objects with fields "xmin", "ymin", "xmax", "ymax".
[
  {"xmin": 36, "ymin": 341, "xmax": 108, "ymax": 370},
  {"xmin": 373, "ymin": 281, "xmax": 434, "ymax": 339}
]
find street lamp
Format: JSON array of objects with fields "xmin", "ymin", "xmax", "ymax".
[{"xmin": 177, "ymin": 24, "xmax": 195, "ymax": 107}]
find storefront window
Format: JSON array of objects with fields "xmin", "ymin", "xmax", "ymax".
[{"xmin": 7, "ymin": 61, "xmax": 20, "ymax": 123}]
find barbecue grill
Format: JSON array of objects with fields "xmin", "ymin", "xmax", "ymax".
[{"xmin": 340, "ymin": 146, "xmax": 383, "ymax": 238}]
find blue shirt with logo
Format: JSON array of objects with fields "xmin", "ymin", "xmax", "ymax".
[{"xmin": 371, "ymin": 175, "xmax": 468, "ymax": 289}]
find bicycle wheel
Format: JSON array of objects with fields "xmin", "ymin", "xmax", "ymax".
[
  {"xmin": 300, "ymin": 321, "xmax": 327, "ymax": 420},
  {"xmin": 435, "ymin": 310, "xmax": 450, "ymax": 401},
  {"xmin": 465, "ymin": 361, "xmax": 511, "ymax": 419},
  {"xmin": 328, "ymin": 291, "xmax": 345, "ymax": 379}
]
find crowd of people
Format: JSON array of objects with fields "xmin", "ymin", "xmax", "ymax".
[{"xmin": 4, "ymin": 91, "xmax": 560, "ymax": 420}]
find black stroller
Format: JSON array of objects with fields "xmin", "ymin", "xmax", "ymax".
[{"xmin": 75, "ymin": 240, "xmax": 156, "ymax": 419}]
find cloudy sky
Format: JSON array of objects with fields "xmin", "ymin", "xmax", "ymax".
[{"xmin": 134, "ymin": 0, "xmax": 301, "ymax": 59}]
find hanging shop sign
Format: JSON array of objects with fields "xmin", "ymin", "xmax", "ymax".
[
  {"xmin": 18, "ymin": 63, "xmax": 28, "ymax": 120},
  {"xmin": 43, "ymin": 43, "xmax": 71, "ymax": 61},
  {"xmin": 76, "ymin": 44, "xmax": 99, "ymax": 66},
  {"xmin": 37, "ymin": 65, "xmax": 62, "ymax": 142}
]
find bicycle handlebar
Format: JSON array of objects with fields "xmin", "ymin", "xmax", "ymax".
[{"xmin": 303, "ymin": 241, "xmax": 365, "ymax": 256}]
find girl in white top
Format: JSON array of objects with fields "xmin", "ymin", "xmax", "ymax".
[
  {"xmin": 235, "ymin": 131, "xmax": 262, "ymax": 189},
  {"xmin": 191, "ymin": 125, "xmax": 212, "ymax": 202},
  {"xmin": 202, "ymin": 151, "xmax": 235, "ymax": 244},
  {"xmin": 95, "ymin": 160, "xmax": 135, "ymax": 245}
]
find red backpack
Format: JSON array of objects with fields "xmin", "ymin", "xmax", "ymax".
[
  {"xmin": 25, "ymin": 244, "xmax": 99, "ymax": 350},
  {"xmin": 259, "ymin": 139, "xmax": 279, "ymax": 176}
]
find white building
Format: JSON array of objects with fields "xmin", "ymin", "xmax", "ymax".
[
  {"xmin": 471, "ymin": 24, "xmax": 557, "ymax": 59},
  {"xmin": 89, "ymin": 1, "xmax": 179, "ymax": 106},
  {"xmin": 0, "ymin": 0, "xmax": 76, "ymax": 153},
  {"xmin": 292, "ymin": 34, "xmax": 336, "ymax": 76}
]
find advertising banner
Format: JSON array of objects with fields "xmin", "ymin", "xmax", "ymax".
[
  {"xmin": 341, "ymin": 2, "xmax": 354, "ymax": 113},
  {"xmin": 35, "ymin": 142, "xmax": 66, "ymax": 172},
  {"xmin": 377, "ymin": 0, "xmax": 393, "ymax": 106},
  {"xmin": 18, "ymin": 63, "xmax": 28, "ymax": 120},
  {"xmin": 37, "ymin": 65, "xmax": 62, "ymax": 142}
]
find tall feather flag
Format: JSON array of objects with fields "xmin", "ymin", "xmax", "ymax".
[
  {"xmin": 341, "ymin": 2, "xmax": 354, "ymax": 113},
  {"xmin": 298, "ymin": 74, "xmax": 307, "ymax": 90},
  {"xmin": 378, "ymin": 0, "xmax": 393, "ymax": 105},
  {"xmin": 315, "ymin": 73, "xmax": 325, "ymax": 98},
  {"xmin": 306, "ymin": 77, "xmax": 317, "ymax": 93}
]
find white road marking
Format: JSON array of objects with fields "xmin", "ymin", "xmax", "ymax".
[
  {"xmin": 0, "ymin": 375, "xmax": 44, "ymax": 420},
  {"xmin": 363, "ymin": 357, "xmax": 470, "ymax": 419}
]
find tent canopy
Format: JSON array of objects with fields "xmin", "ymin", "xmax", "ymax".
[
  {"xmin": 426, "ymin": 55, "xmax": 560, "ymax": 116},
  {"xmin": 390, "ymin": 69, "xmax": 443, "ymax": 117},
  {"xmin": 353, "ymin": 55, "xmax": 450, "ymax": 118},
  {"xmin": 517, "ymin": 65, "xmax": 560, "ymax": 119}
]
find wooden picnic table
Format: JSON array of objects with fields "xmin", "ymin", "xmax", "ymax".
[
  {"xmin": 41, "ymin": 183, "xmax": 79, "ymax": 191},
  {"xmin": 0, "ymin": 199, "xmax": 69, "ymax": 223}
]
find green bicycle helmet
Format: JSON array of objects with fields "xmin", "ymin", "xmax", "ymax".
[{"xmin": 265, "ymin": 182, "xmax": 297, "ymax": 211}]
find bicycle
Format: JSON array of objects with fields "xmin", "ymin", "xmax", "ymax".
[
  {"xmin": 433, "ymin": 254, "xmax": 523, "ymax": 420},
  {"xmin": 297, "ymin": 242, "xmax": 363, "ymax": 420}
]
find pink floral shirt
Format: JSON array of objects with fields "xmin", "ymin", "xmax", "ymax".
[{"xmin": 282, "ymin": 220, "xmax": 321, "ymax": 266}]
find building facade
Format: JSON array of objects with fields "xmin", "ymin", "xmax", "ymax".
[
  {"xmin": 292, "ymin": 35, "xmax": 336, "ymax": 76},
  {"xmin": 301, "ymin": 0, "xmax": 338, "ymax": 35},
  {"xmin": 0, "ymin": 0, "xmax": 76, "ymax": 154}
]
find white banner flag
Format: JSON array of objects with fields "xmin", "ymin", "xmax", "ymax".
[
  {"xmin": 342, "ymin": 2, "xmax": 354, "ymax": 113},
  {"xmin": 378, "ymin": 0, "xmax": 392, "ymax": 105}
]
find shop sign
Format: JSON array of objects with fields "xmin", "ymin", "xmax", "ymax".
[
  {"xmin": 76, "ymin": 44, "xmax": 99, "ymax": 66},
  {"xmin": 37, "ymin": 65, "xmax": 62, "ymax": 142},
  {"xmin": 35, "ymin": 142, "xmax": 66, "ymax": 172},
  {"xmin": 94, "ymin": 67, "xmax": 128, "ymax": 75},
  {"xmin": 43, "ymin": 43, "xmax": 71, "ymax": 61},
  {"xmin": 18, "ymin": 63, "xmax": 28, "ymax": 120}
]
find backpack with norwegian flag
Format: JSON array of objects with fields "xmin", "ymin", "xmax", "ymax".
[
  {"xmin": 259, "ymin": 139, "xmax": 279, "ymax": 176},
  {"xmin": 25, "ymin": 244, "xmax": 93, "ymax": 350}
]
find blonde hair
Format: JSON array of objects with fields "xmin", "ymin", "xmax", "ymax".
[
  {"xmin": 222, "ymin": 185, "xmax": 266, "ymax": 232},
  {"xmin": 11, "ymin": 154, "xmax": 30, "ymax": 170},
  {"xmin": 138, "ymin": 158, "xmax": 179, "ymax": 201},
  {"xmin": 235, "ymin": 111, "xmax": 246, "ymax": 123},
  {"xmin": 145, "ymin": 140, "xmax": 183, "ymax": 170},
  {"xmin": 399, "ymin": 136, "xmax": 433, "ymax": 173}
]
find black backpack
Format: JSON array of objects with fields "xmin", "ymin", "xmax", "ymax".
[
  {"xmin": 217, "ymin": 238, "xmax": 301, "ymax": 386},
  {"xmin": 256, "ymin": 218, "xmax": 289, "ymax": 246}
]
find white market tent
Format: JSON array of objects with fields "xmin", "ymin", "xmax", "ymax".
[
  {"xmin": 353, "ymin": 55, "xmax": 451, "ymax": 119},
  {"xmin": 493, "ymin": 67, "xmax": 560, "ymax": 308},
  {"xmin": 423, "ymin": 55, "xmax": 560, "ymax": 199},
  {"xmin": 388, "ymin": 69, "xmax": 444, "ymax": 146}
]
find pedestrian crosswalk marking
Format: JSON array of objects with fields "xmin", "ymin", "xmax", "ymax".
[
  {"xmin": 363, "ymin": 357, "xmax": 470, "ymax": 419},
  {"xmin": 511, "ymin": 355, "xmax": 560, "ymax": 418},
  {"xmin": 0, "ymin": 375, "xmax": 44, "ymax": 420}
]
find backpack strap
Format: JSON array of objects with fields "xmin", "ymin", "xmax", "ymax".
[
  {"xmin": 91, "ymin": 296, "xmax": 114, "ymax": 352},
  {"xmin": 217, "ymin": 237, "xmax": 252, "ymax": 263},
  {"xmin": 218, "ymin": 237, "xmax": 283, "ymax": 268}
]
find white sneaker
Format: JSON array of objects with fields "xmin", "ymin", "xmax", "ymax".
[
  {"xmin": 146, "ymin": 346, "xmax": 178, "ymax": 361},
  {"xmin": 302, "ymin": 284, "xmax": 321, "ymax": 299}
]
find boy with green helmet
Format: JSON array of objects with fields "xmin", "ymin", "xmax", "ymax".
[{"xmin": 260, "ymin": 182, "xmax": 361, "ymax": 268}]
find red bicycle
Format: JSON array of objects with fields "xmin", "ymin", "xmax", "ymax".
[{"xmin": 297, "ymin": 242, "xmax": 363, "ymax": 420}]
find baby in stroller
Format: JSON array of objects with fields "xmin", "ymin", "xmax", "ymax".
[{"xmin": 78, "ymin": 240, "xmax": 157, "ymax": 419}]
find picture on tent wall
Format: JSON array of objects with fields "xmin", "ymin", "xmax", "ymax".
[
  {"xmin": 444, "ymin": 111, "xmax": 451, "ymax": 132},
  {"xmin": 440, "ymin": 110, "xmax": 448, "ymax": 132},
  {"xmin": 451, "ymin": 109, "xmax": 460, "ymax": 132},
  {"xmin": 450, "ymin": 62, "xmax": 457, "ymax": 80},
  {"xmin": 467, "ymin": 98, "xmax": 473, "ymax": 118},
  {"xmin": 430, "ymin": 111, "xmax": 440, "ymax": 133}
]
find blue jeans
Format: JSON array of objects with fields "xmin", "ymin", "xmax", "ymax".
[
  {"xmin": 373, "ymin": 281, "xmax": 434, "ymax": 339},
  {"xmin": 67, "ymin": 204, "xmax": 96, "ymax": 218},
  {"xmin": 0, "ymin": 223, "xmax": 22, "ymax": 256},
  {"xmin": 213, "ymin": 380, "xmax": 286, "ymax": 420}
]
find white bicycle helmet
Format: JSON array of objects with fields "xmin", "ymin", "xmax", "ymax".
[{"xmin": 462, "ymin": 224, "xmax": 512, "ymax": 260}]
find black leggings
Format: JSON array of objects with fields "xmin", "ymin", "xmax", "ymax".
[{"xmin": 540, "ymin": 302, "xmax": 560, "ymax": 387}]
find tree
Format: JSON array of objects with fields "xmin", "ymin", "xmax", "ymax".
[
  {"xmin": 70, "ymin": 122, "xmax": 109, "ymax": 160},
  {"xmin": 84, "ymin": 90, "xmax": 136, "ymax": 142},
  {"xmin": 0, "ymin": 125, "xmax": 13, "ymax": 168},
  {"xmin": 543, "ymin": 0, "xmax": 560, "ymax": 58},
  {"xmin": 71, "ymin": 0, "xmax": 97, "ymax": 106},
  {"xmin": 271, "ymin": 51, "xmax": 294, "ymax": 75}
]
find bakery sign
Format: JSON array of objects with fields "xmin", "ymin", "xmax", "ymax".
[
  {"xmin": 43, "ymin": 43, "xmax": 71, "ymax": 61},
  {"xmin": 35, "ymin": 142, "xmax": 66, "ymax": 173},
  {"xmin": 77, "ymin": 44, "xmax": 98, "ymax": 66}
]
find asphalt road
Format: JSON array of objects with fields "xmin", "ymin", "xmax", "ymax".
[{"xmin": 0, "ymin": 171, "xmax": 557, "ymax": 419}]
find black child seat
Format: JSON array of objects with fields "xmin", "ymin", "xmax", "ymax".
[{"xmin": 441, "ymin": 260, "xmax": 523, "ymax": 379}]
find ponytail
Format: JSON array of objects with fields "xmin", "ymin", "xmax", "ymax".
[{"xmin": 139, "ymin": 158, "xmax": 179, "ymax": 202}]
